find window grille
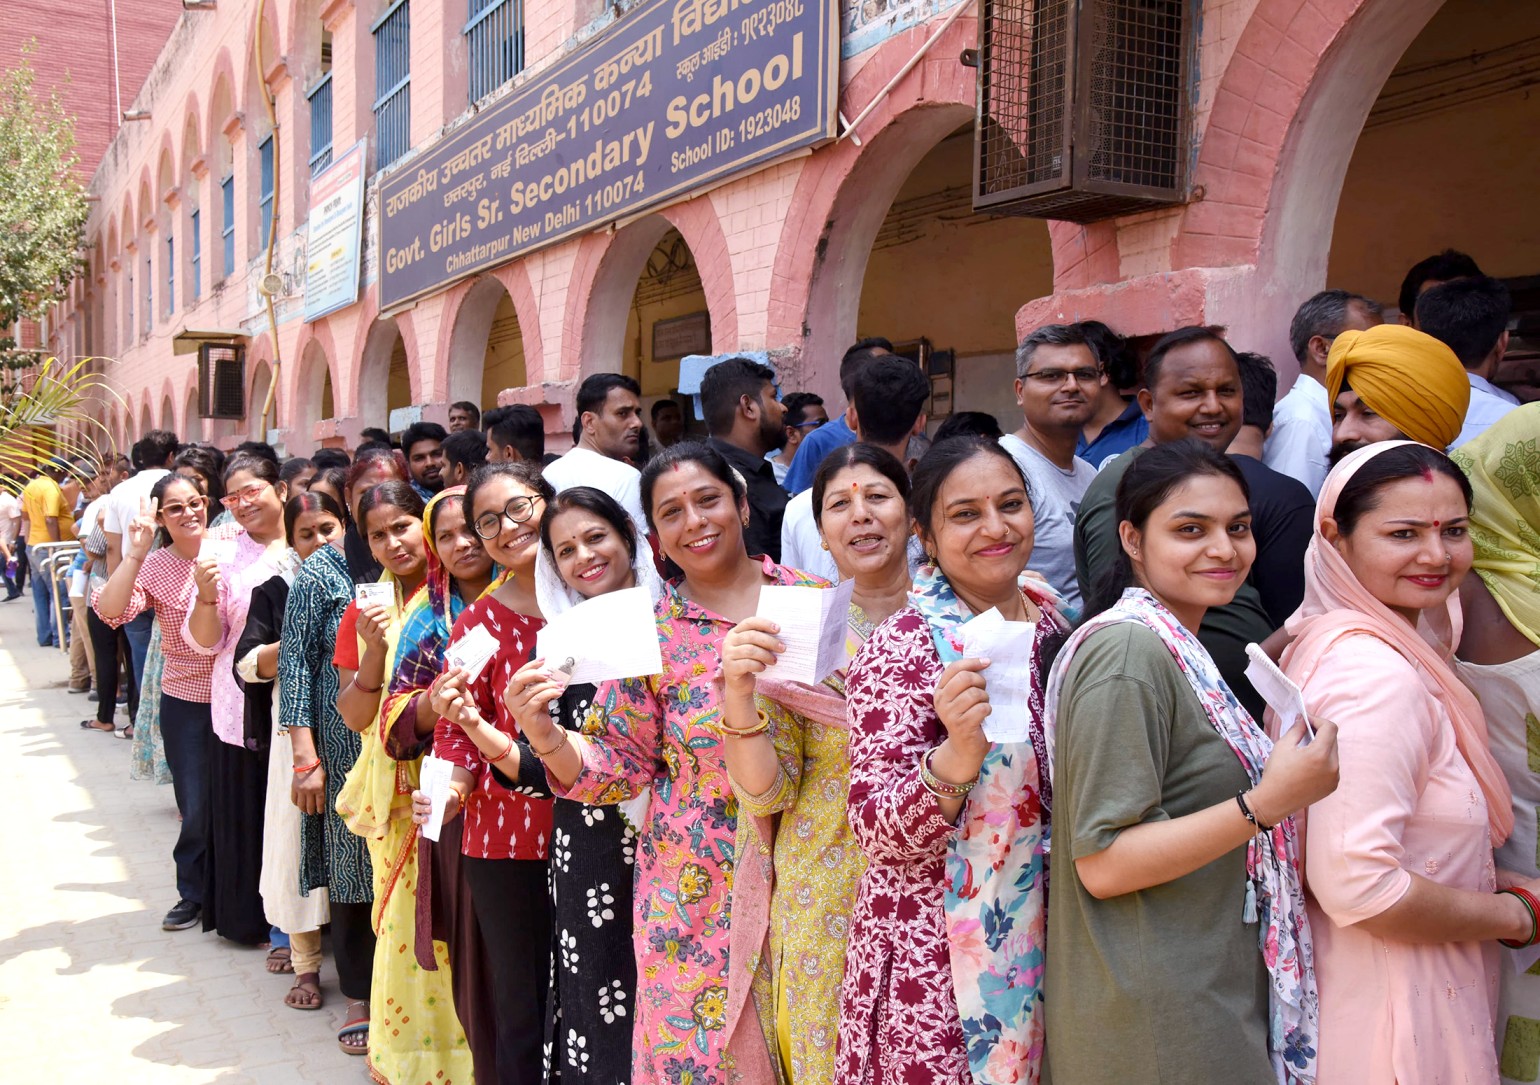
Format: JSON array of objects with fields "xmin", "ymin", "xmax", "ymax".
[
  {"xmin": 308, "ymin": 73, "xmax": 334, "ymax": 175},
  {"xmin": 373, "ymin": 1, "xmax": 412, "ymax": 169},
  {"xmin": 259, "ymin": 135, "xmax": 275, "ymax": 247},
  {"xmin": 166, "ymin": 234, "xmax": 175, "ymax": 316},
  {"xmin": 143, "ymin": 254, "xmax": 152, "ymax": 335},
  {"xmin": 221, "ymin": 175, "xmax": 235, "ymax": 278},
  {"xmin": 467, "ymin": 0, "xmax": 524, "ymax": 103}
]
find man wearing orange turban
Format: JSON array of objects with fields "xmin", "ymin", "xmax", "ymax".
[{"xmin": 1325, "ymin": 323, "xmax": 1469, "ymax": 462}]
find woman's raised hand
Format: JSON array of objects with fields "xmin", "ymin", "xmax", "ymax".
[
  {"xmin": 1251, "ymin": 717, "xmax": 1340, "ymax": 827},
  {"xmin": 721, "ymin": 617, "xmax": 783, "ymax": 697},
  {"xmin": 934, "ymin": 657, "xmax": 992, "ymax": 761},
  {"xmin": 356, "ymin": 602, "xmax": 392, "ymax": 652},
  {"xmin": 428, "ymin": 669, "xmax": 474, "ymax": 729},
  {"xmin": 502, "ymin": 658, "xmax": 564, "ymax": 744},
  {"xmin": 191, "ymin": 554, "xmax": 222, "ymax": 604},
  {"xmin": 126, "ymin": 496, "xmax": 157, "ymax": 559}
]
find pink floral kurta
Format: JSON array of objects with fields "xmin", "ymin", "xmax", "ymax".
[{"xmin": 557, "ymin": 558, "xmax": 822, "ymax": 1085}]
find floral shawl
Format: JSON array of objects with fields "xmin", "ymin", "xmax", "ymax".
[
  {"xmin": 1044, "ymin": 587, "xmax": 1319, "ymax": 1085},
  {"xmin": 908, "ymin": 562, "xmax": 1065, "ymax": 1085}
]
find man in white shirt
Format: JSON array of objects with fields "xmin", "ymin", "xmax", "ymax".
[
  {"xmin": 542, "ymin": 374, "xmax": 648, "ymax": 536},
  {"xmin": 997, "ymin": 325, "xmax": 1099, "ymax": 613},
  {"xmin": 101, "ymin": 429, "xmax": 179, "ymax": 700},
  {"xmin": 1263, "ymin": 290, "xmax": 1383, "ymax": 496},
  {"xmin": 781, "ymin": 355, "xmax": 931, "ymax": 582},
  {"xmin": 1415, "ymin": 276, "xmax": 1519, "ymax": 448},
  {"xmin": 0, "ymin": 478, "xmax": 22, "ymax": 600}
]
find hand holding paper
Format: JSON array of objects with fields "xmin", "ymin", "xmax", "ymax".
[
  {"xmin": 355, "ymin": 581, "xmax": 396, "ymax": 611},
  {"xmin": 958, "ymin": 608, "xmax": 1041, "ymax": 743},
  {"xmin": 755, "ymin": 580, "xmax": 855, "ymax": 686},
  {"xmin": 533, "ymin": 587, "xmax": 662, "ymax": 685},
  {"xmin": 418, "ymin": 755, "xmax": 456, "ymax": 843},
  {"xmin": 446, "ymin": 623, "xmax": 499, "ymax": 684},
  {"xmin": 200, "ymin": 537, "xmax": 238, "ymax": 566}
]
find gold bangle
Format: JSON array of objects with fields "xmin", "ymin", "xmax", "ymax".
[
  {"xmin": 531, "ymin": 729, "xmax": 569, "ymax": 760},
  {"xmin": 717, "ymin": 710, "xmax": 771, "ymax": 739},
  {"xmin": 920, "ymin": 747, "xmax": 978, "ymax": 798}
]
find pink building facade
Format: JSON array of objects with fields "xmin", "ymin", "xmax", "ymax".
[{"xmin": 46, "ymin": 0, "xmax": 1540, "ymax": 453}]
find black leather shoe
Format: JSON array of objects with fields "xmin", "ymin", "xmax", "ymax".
[{"xmin": 162, "ymin": 899, "xmax": 202, "ymax": 931}]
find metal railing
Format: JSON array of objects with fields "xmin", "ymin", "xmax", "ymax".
[
  {"xmin": 373, "ymin": 0, "xmax": 412, "ymax": 170},
  {"xmin": 467, "ymin": 0, "xmax": 524, "ymax": 104},
  {"xmin": 32, "ymin": 542, "xmax": 81, "ymax": 658},
  {"xmin": 308, "ymin": 73, "xmax": 334, "ymax": 175}
]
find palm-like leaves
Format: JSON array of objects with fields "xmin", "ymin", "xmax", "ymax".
[{"xmin": 0, "ymin": 356, "xmax": 118, "ymax": 481}]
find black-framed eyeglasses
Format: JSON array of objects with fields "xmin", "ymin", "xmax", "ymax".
[
  {"xmin": 1023, "ymin": 367, "xmax": 1102, "ymax": 386},
  {"xmin": 790, "ymin": 418, "xmax": 826, "ymax": 430},
  {"xmin": 473, "ymin": 495, "xmax": 544, "ymax": 540}
]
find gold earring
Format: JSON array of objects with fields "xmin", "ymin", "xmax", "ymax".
[{"xmin": 819, "ymin": 539, "xmax": 829, "ymax": 551}]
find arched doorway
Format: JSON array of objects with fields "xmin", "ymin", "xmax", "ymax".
[
  {"xmin": 292, "ymin": 338, "xmax": 336, "ymax": 446},
  {"xmin": 446, "ymin": 277, "xmax": 527, "ymax": 410},
  {"xmin": 358, "ymin": 316, "xmax": 413, "ymax": 434},
  {"xmin": 1326, "ymin": 0, "xmax": 1540, "ymax": 352},
  {"xmin": 161, "ymin": 394, "xmax": 175, "ymax": 433},
  {"xmin": 183, "ymin": 385, "xmax": 200, "ymax": 443},
  {"xmin": 857, "ymin": 122, "xmax": 1053, "ymax": 424},
  {"xmin": 249, "ymin": 360, "xmax": 276, "ymax": 441}
]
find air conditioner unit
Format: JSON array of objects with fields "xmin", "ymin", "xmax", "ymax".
[
  {"xmin": 197, "ymin": 343, "xmax": 246, "ymax": 419},
  {"xmin": 974, "ymin": 0, "xmax": 1193, "ymax": 223}
]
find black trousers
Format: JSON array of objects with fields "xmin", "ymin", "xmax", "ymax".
[
  {"xmin": 328, "ymin": 900, "xmax": 376, "ymax": 1002},
  {"xmin": 463, "ymin": 856, "xmax": 551, "ymax": 1085},
  {"xmin": 86, "ymin": 608, "xmax": 129, "ymax": 725}
]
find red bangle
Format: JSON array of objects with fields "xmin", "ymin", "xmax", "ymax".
[
  {"xmin": 483, "ymin": 729, "xmax": 515, "ymax": 763},
  {"xmin": 1500, "ymin": 887, "xmax": 1540, "ymax": 949},
  {"xmin": 292, "ymin": 758, "xmax": 321, "ymax": 774}
]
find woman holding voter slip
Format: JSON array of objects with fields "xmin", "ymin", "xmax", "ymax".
[
  {"xmin": 715, "ymin": 444, "xmax": 912, "ymax": 1085},
  {"xmin": 491, "ymin": 485, "xmax": 664, "ymax": 1084},
  {"xmin": 233, "ymin": 490, "xmax": 345, "ymax": 1012},
  {"xmin": 1043, "ymin": 439, "xmax": 1338, "ymax": 1085},
  {"xmin": 834, "ymin": 438, "xmax": 1068, "ymax": 1085},
  {"xmin": 332, "ymin": 481, "xmax": 475, "ymax": 1083},
  {"xmin": 278, "ymin": 454, "xmax": 410, "ymax": 1056},
  {"xmin": 524, "ymin": 442, "xmax": 823, "ymax": 1085},
  {"xmin": 93, "ymin": 473, "xmax": 243, "ymax": 935},
  {"xmin": 426, "ymin": 461, "xmax": 556, "ymax": 1085},
  {"xmin": 1278, "ymin": 441, "xmax": 1539, "ymax": 1085},
  {"xmin": 185, "ymin": 454, "xmax": 292, "ymax": 949}
]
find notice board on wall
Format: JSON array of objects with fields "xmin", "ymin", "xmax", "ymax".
[{"xmin": 377, "ymin": 0, "xmax": 838, "ymax": 309}]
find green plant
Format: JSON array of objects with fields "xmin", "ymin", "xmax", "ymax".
[{"xmin": 0, "ymin": 356, "xmax": 117, "ymax": 483}]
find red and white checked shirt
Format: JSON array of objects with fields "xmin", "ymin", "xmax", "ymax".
[{"xmin": 92, "ymin": 525, "xmax": 242, "ymax": 703}]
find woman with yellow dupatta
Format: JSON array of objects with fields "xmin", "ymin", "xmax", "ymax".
[{"xmin": 334, "ymin": 481, "xmax": 473, "ymax": 1083}]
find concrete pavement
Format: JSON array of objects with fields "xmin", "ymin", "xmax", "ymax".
[{"xmin": 0, "ymin": 592, "xmax": 369, "ymax": 1082}]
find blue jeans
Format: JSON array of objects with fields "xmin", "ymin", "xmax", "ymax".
[
  {"xmin": 27, "ymin": 545, "xmax": 56, "ymax": 646},
  {"xmin": 161, "ymin": 693, "xmax": 211, "ymax": 905},
  {"xmin": 123, "ymin": 611, "xmax": 154, "ymax": 698}
]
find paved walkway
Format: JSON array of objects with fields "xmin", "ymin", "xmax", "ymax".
[{"xmin": 0, "ymin": 594, "xmax": 367, "ymax": 1082}]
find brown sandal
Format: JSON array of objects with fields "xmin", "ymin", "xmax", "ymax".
[
  {"xmin": 265, "ymin": 944, "xmax": 293, "ymax": 973},
  {"xmin": 284, "ymin": 972, "xmax": 323, "ymax": 1011}
]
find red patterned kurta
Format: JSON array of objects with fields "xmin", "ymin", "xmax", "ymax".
[{"xmin": 839, "ymin": 607, "xmax": 971, "ymax": 1085}]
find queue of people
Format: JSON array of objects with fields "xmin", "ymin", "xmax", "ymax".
[{"xmin": 0, "ymin": 243, "xmax": 1523, "ymax": 1084}]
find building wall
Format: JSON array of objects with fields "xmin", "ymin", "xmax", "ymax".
[
  {"xmin": 8, "ymin": 1, "xmax": 183, "ymax": 184},
  {"xmin": 49, "ymin": 0, "xmax": 1540, "ymax": 457}
]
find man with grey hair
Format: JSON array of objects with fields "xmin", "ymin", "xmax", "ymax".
[
  {"xmin": 1263, "ymin": 288, "xmax": 1382, "ymax": 495},
  {"xmin": 999, "ymin": 323, "xmax": 1099, "ymax": 612}
]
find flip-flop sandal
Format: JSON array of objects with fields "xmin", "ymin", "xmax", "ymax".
[
  {"xmin": 337, "ymin": 1001, "xmax": 369, "ymax": 1054},
  {"xmin": 115, "ymin": 726, "xmax": 133, "ymax": 740},
  {"xmin": 79, "ymin": 719, "xmax": 114, "ymax": 732},
  {"xmin": 265, "ymin": 945, "xmax": 293, "ymax": 974},
  {"xmin": 285, "ymin": 973, "xmax": 323, "ymax": 1011}
]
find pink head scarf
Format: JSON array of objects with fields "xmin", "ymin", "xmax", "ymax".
[{"xmin": 1282, "ymin": 440, "xmax": 1513, "ymax": 845}]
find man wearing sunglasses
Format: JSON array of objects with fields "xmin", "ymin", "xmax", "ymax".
[{"xmin": 767, "ymin": 392, "xmax": 826, "ymax": 489}]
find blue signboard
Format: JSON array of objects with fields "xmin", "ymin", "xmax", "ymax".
[{"xmin": 377, "ymin": 0, "xmax": 838, "ymax": 308}]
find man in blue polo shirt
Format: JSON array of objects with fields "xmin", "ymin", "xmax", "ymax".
[{"xmin": 782, "ymin": 337, "xmax": 895, "ymax": 495}]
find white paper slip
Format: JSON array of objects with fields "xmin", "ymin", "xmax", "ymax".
[
  {"xmin": 200, "ymin": 537, "xmax": 238, "ymax": 565},
  {"xmin": 355, "ymin": 581, "xmax": 396, "ymax": 611},
  {"xmin": 535, "ymin": 586, "xmax": 662, "ymax": 686},
  {"xmin": 418, "ymin": 754, "xmax": 456, "ymax": 843},
  {"xmin": 1244, "ymin": 643, "xmax": 1313, "ymax": 742},
  {"xmin": 446, "ymin": 623, "xmax": 499, "ymax": 683},
  {"xmin": 756, "ymin": 579, "xmax": 855, "ymax": 686},
  {"xmin": 958, "ymin": 607, "xmax": 1042, "ymax": 743}
]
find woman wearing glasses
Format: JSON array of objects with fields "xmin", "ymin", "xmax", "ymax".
[
  {"xmin": 427, "ymin": 462, "xmax": 556, "ymax": 1085},
  {"xmin": 94, "ymin": 472, "xmax": 243, "ymax": 934},
  {"xmin": 185, "ymin": 454, "xmax": 293, "ymax": 951}
]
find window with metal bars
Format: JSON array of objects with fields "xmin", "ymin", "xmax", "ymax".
[
  {"xmin": 259, "ymin": 135, "xmax": 275, "ymax": 249},
  {"xmin": 124, "ymin": 264, "xmax": 133, "ymax": 344},
  {"xmin": 466, "ymin": 0, "xmax": 524, "ymax": 103},
  {"xmin": 373, "ymin": 1, "xmax": 411, "ymax": 170},
  {"xmin": 221, "ymin": 175, "xmax": 235, "ymax": 278},
  {"xmin": 143, "ymin": 254, "xmax": 152, "ymax": 335},
  {"xmin": 190, "ymin": 209, "xmax": 201, "ymax": 300},
  {"xmin": 166, "ymin": 234, "xmax": 174, "ymax": 317},
  {"xmin": 308, "ymin": 73, "xmax": 334, "ymax": 174}
]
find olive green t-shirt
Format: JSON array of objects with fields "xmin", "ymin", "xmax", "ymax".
[{"xmin": 1045, "ymin": 622, "xmax": 1272, "ymax": 1085}]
